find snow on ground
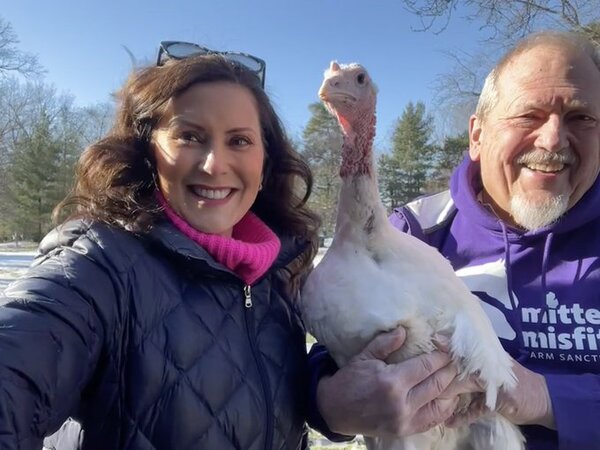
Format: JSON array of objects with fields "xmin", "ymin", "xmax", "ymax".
[
  {"xmin": 0, "ymin": 251, "xmax": 36, "ymax": 291},
  {"xmin": 1, "ymin": 247, "xmax": 330, "ymax": 290},
  {"xmin": 314, "ymin": 247, "xmax": 327, "ymax": 266}
]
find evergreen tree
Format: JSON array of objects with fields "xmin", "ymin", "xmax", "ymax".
[
  {"xmin": 426, "ymin": 131, "xmax": 470, "ymax": 193},
  {"xmin": 378, "ymin": 101, "xmax": 435, "ymax": 209},
  {"xmin": 0, "ymin": 17, "xmax": 113, "ymax": 241},
  {"xmin": 302, "ymin": 102, "xmax": 343, "ymax": 237},
  {"xmin": 378, "ymin": 153, "xmax": 402, "ymax": 211},
  {"xmin": 8, "ymin": 111, "xmax": 64, "ymax": 241}
]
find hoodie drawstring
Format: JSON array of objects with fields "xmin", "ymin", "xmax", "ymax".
[
  {"xmin": 501, "ymin": 221, "xmax": 556, "ymax": 362},
  {"xmin": 500, "ymin": 221, "xmax": 519, "ymax": 311},
  {"xmin": 500, "ymin": 221, "xmax": 529, "ymax": 361},
  {"xmin": 541, "ymin": 232, "xmax": 554, "ymax": 298},
  {"xmin": 539, "ymin": 232, "xmax": 555, "ymax": 331}
]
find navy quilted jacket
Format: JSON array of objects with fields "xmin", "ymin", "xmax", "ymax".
[{"xmin": 0, "ymin": 219, "xmax": 309, "ymax": 450}]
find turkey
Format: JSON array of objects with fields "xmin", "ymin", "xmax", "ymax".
[{"xmin": 301, "ymin": 61, "xmax": 526, "ymax": 450}]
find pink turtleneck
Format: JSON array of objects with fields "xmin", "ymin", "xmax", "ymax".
[{"xmin": 156, "ymin": 192, "xmax": 281, "ymax": 285}]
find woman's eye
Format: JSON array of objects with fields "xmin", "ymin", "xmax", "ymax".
[
  {"xmin": 176, "ymin": 132, "xmax": 203, "ymax": 144},
  {"xmin": 230, "ymin": 136, "xmax": 252, "ymax": 147}
]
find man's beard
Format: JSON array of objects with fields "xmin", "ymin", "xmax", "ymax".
[
  {"xmin": 510, "ymin": 194, "xmax": 569, "ymax": 231},
  {"xmin": 509, "ymin": 148, "xmax": 575, "ymax": 230}
]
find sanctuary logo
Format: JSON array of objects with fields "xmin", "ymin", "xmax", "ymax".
[
  {"xmin": 522, "ymin": 292, "xmax": 600, "ymax": 354},
  {"xmin": 456, "ymin": 259, "xmax": 600, "ymax": 364}
]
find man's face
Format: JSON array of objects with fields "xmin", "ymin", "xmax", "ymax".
[{"xmin": 469, "ymin": 44, "xmax": 600, "ymax": 230}]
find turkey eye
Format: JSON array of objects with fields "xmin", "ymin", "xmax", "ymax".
[{"xmin": 357, "ymin": 73, "xmax": 365, "ymax": 84}]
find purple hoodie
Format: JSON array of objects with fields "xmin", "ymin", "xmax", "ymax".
[{"xmin": 390, "ymin": 156, "xmax": 600, "ymax": 450}]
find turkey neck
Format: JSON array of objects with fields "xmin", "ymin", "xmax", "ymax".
[{"xmin": 336, "ymin": 113, "xmax": 388, "ymax": 238}]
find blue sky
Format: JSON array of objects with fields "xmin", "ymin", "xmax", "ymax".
[{"xmin": 3, "ymin": 0, "xmax": 485, "ymax": 148}]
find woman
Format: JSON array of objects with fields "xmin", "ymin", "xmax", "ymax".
[{"xmin": 0, "ymin": 43, "xmax": 319, "ymax": 450}]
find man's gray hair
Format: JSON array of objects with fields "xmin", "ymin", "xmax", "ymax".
[{"xmin": 475, "ymin": 31, "xmax": 600, "ymax": 121}]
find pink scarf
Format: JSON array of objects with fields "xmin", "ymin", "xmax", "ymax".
[{"xmin": 157, "ymin": 192, "xmax": 281, "ymax": 285}]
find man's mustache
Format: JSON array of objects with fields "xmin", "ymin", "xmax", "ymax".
[{"xmin": 516, "ymin": 149, "xmax": 577, "ymax": 165}]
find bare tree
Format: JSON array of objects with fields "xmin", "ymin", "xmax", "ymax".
[
  {"xmin": 401, "ymin": 0, "xmax": 600, "ymax": 45},
  {"xmin": 78, "ymin": 102, "xmax": 115, "ymax": 146},
  {"xmin": 431, "ymin": 47, "xmax": 495, "ymax": 135},
  {"xmin": 400, "ymin": 2, "xmax": 600, "ymax": 135},
  {"xmin": 0, "ymin": 16, "xmax": 43, "ymax": 78}
]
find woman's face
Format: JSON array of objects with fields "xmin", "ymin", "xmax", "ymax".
[{"xmin": 152, "ymin": 81, "xmax": 265, "ymax": 237}]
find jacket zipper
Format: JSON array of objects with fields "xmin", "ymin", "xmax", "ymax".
[
  {"xmin": 244, "ymin": 284, "xmax": 253, "ymax": 308},
  {"xmin": 242, "ymin": 284, "xmax": 274, "ymax": 450}
]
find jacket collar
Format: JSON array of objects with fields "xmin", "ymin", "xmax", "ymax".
[{"xmin": 147, "ymin": 219, "xmax": 308, "ymax": 280}]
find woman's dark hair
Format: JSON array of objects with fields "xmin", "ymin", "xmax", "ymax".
[{"xmin": 55, "ymin": 54, "xmax": 320, "ymax": 284}]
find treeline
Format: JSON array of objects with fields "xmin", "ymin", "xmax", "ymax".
[
  {"xmin": 0, "ymin": 18, "xmax": 113, "ymax": 241},
  {"xmin": 3, "ymin": 1, "xmax": 598, "ymax": 242},
  {"xmin": 1, "ymin": 81, "xmax": 464, "ymax": 244},
  {"xmin": 303, "ymin": 0, "xmax": 600, "ymax": 237},
  {"xmin": 302, "ymin": 101, "xmax": 468, "ymax": 237},
  {"xmin": 0, "ymin": 79, "xmax": 113, "ymax": 244},
  {"xmin": 0, "ymin": 13, "xmax": 466, "ymax": 244}
]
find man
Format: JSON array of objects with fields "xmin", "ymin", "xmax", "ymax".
[{"xmin": 310, "ymin": 31, "xmax": 600, "ymax": 450}]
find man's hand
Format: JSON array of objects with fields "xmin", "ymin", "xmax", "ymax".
[
  {"xmin": 316, "ymin": 327, "xmax": 461, "ymax": 437},
  {"xmin": 445, "ymin": 357, "xmax": 556, "ymax": 430}
]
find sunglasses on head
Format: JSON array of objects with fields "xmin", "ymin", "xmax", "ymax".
[{"xmin": 156, "ymin": 41, "xmax": 266, "ymax": 88}]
